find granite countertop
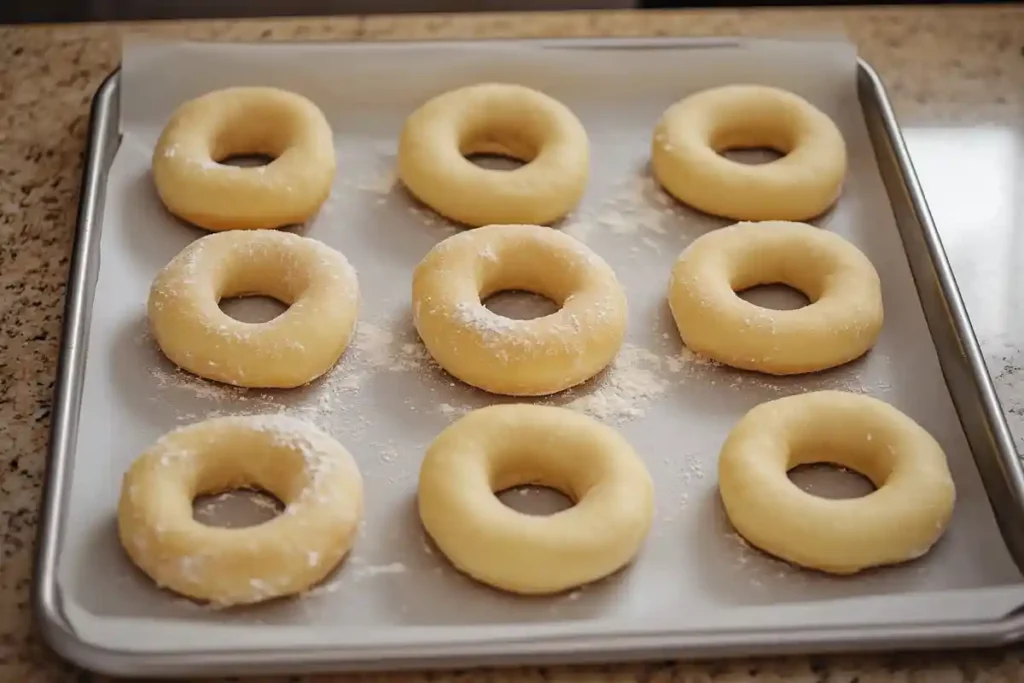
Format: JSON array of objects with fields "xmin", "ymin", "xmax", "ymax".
[{"xmin": 2, "ymin": 6, "xmax": 1024, "ymax": 682}]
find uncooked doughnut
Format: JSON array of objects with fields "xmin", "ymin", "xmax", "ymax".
[
  {"xmin": 418, "ymin": 403, "xmax": 655, "ymax": 594},
  {"xmin": 652, "ymin": 85, "xmax": 847, "ymax": 221},
  {"xmin": 397, "ymin": 83, "xmax": 590, "ymax": 227},
  {"xmin": 718, "ymin": 390, "xmax": 956, "ymax": 574},
  {"xmin": 668, "ymin": 220, "xmax": 883, "ymax": 375},
  {"xmin": 412, "ymin": 223, "xmax": 627, "ymax": 396},
  {"xmin": 117, "ymin": 414, "xmax": 364, "ymax": 606},
  {"xmin": 152, "ymin": 86, "xmax": 336, "ymax": 230},
  {"xmin": 148, "ymin": 229, "xmax": 360, "ymax": 388}
]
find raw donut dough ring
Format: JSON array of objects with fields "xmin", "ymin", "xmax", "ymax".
[
  {"xmin": 718, "ymin": 390, "xmax": 956, "ymax": 574},
  {"xmin": 652, "ymin": 84, "xmax": 847, "ymax": 221},
  {"xmin": 117, "ymin": 414, "xmax": 364, "ymax": 606},
  {"xmin": 152, "ymin": 86, "xmax": 336, "ymax": 231},
  {"xmin": 412, "ymin": 223, "xmax": 627, "ymax": 396},
  {"xmin": 418, "ymin": 403, "xmax": 655, "ymax": 594},
  {"xmin": 148, "ymin": 229, "xmax": 360, "ymax": 389},
  {"xmin": 397, "ymin": 83, "xmax": 590, "ymax": 227},
  {"xmin": 668, "ymin": 220, "xmax": 883, "ymax": 375}
]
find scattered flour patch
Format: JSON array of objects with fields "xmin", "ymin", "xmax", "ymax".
[
  {"xmin": 338, "ymin": 372, "xmax": 362, "ymax": 391},
  {"xmin": 351, "ymin": 561, "xmax": 408, "ymax": 581},
  {"xmin": 438, "ymin": 402, "xmax": 470, "ymax": 418},
  {"xmin": 392, "ymin": 342, "xmax": 431, "ymax": 371},
  {"xmin": 676, "ymin": 452, "xmax": 708, "ymax": 511},
  {"xmin": 378, "ymin": 445, "xmax": 399, "ymax": 465},
  {"xmin": 679, "ymin": 453, "xmax": 706, "ymax": 485},
  {"xmin": 352, "ymin": 322, "xmax": 395, "ymax": 368},
  {"xmin": 565, "ymin": 172, "xmax": 682, "ymax": 245},
  {"xmin": 354, "ymin": 167, "xmax": 397, "ymax": 195},
  {"xmin": 561, "ymin": 216, "xmax": 595, "ymax": 242},
  {"xmin": 666, "ymin": 346, "xmax": 721, "ymax": 374},
  {"xmin": 351, "ymin": 321, "xmax": 434, "ymax": 373},
  {"xmin": 564, "ymin": 344, "xmax": 668, "ymax": 423},
  {"xmin": 662, "ymin": 342, "xmax": 887, "ymax": 396},
  {"xmin": 149, "ymin": 364, "xmax": 247, "ymax": 402},
  {"xmin": 303, "ymin": 580, "xmax": 343, "ymax": 598},
  {"xmin": 335, "ymin": 147, "xmax": 397, "ymax": 197}
]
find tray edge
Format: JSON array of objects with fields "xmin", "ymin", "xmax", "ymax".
[
  {"xmin": 34, "ymin": 66, "xmax": 123, "ymax": 675},
  {"xmin": 855, "ymin": 61, "xmax": 1024, "ymax": 573}
]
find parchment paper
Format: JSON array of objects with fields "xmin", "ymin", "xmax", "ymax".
[{"xmin": 55, "ymin": 37, "xmax": 1024, "ymax": 657}]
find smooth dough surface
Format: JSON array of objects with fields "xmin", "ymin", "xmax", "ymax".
[
  {"xmin": 117, "ymin": 414, "xmax": 364, "ymax": 606},
  {"xmin": 668, "ymin": 220, "xmax": 883, "ymax": 375},
  {"xmin": 148, "ymin": 229, "xmax": 360, "ymax": 388},
  {"xmin": 418, "ymin": 403, "xmax": 655, "ymax": 594},
  {"xmin": 412, "ymin": 223, "xmax": 627, "ymax": 396},
  {"xmin": 718, "ymin": 390, "xmax": 956, "ymax": 574},
  {"xmin": 397, "ymin": 83, "xmax": 590, "ymax": 227},
  {"xmin": 152, "ymin": 86, "xmax": 336, "ymax": 230},
  {"xmin": 652, "ymin": 84, "xmax": 847, "ymax": 221}
]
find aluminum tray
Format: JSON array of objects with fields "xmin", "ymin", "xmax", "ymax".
[{"xmin": 35, "ymin": 37, "xmax": 1024, "ymax": 678}]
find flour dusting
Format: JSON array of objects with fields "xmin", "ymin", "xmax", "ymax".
[
  {"xmin": 564, "ymin": 344, "xmax": 668, "ymax": 423},
  {"xmin": 563, "ymin": 171, "xmax": 682, "ymax": 244},
  {"xmin": 352, "ymin": 561, "xmax": 408, "ymax": 581}
]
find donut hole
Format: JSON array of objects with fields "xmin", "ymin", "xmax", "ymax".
[
  {"xmin": 217, "ymin": 153, "xmax": 276, "ymax": 168},
  {"xmin": 483, "ymin": 290, "xmax": 561, "ymax": 320},
  {"xmin": 464, "ymin": 153, "xmax": 526, "ymax": 172},
  {"xmin": 476, "ymin": 244, "xmax": 579, "ymax": 322},
  {"xmin": 720, "ymin": 148, "xmax": 784, "ymax": 166},
  {"xmin": 788, "ymin": 463, "xmax": 876, "ymax": 500},
  {"xmin": 219, "ymin": 295, "xmax": 289, "ymax": 323},
  {"xmin": 497, "ymin": 485, "xmax": 574, "ymax": 516},
  {"xmin": 209, "ymin": 110, "xmax": 297, "ymax": 168},
  {"xmin": 711, "ymin": 125, "xmax": 791, "ymax": 165},
  {"xmin": 737, "ymin": 284, "xmax": 810, "ymax": 311},
  {"xmin": 460, "ymin": 132, "xmax": 536, "ymax": 171},
  {"xmin": 216, "ymin": 255, "xmax": 306, "ymax": 325},
  {"xmin": 192, "ymin": 487, "xmax": 285, "ymax": 528}
]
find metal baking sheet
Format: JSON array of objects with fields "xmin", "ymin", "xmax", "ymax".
[{"xmin": 36, "ymin": 37, "xmax": 1024, "ymax": 677}]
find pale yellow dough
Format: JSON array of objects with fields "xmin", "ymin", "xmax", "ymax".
[
  {"xmin": 152, "ymin": 86, "xmax": 336, "ymax": 230},
  {"xmin": 397, "ymin": 83, "xmax": 590, "ymax": 227},
  {"xmin": 418, "ymin": 404, "xmax": 655, "ymax": 594},
  {"xmin": 148, "ymin": 229, "xmax": 360, "ymax": 388},
  {"xmin": 668, "ymin": 220, "xmax": 883, "ymax": 375},
  {"xmin": 651, "ymin": 84, "xmax": 847, "ymax": 221},
  {"xmin": 412, "ymin": 223, "xmax": 627, "ymax": 396},
  {"xmin": 117, "ymin": 414, "xmax": 364, "ymax": 606},
  {"xmin": 718, "ymin": 391, "xmax": 956, "ymax": 574}
]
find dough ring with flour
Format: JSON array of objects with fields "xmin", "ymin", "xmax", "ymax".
[
  {"xmin": 668, "ymin": 220, "xmax": 883, "ymax": 375},
  {"xmin": 117, "ymin": 414, "xmax": 364, "ymax": 606},
  {"xmin": 148, "ymin": 229, "xmax": 360, "ymax": 389},
  {"xmin": 397, "ymin": 83, "xmax": 590, "ymax": 227},
  {"xmin": 412, "ymin": 223, "xmax": 627, "ymax": 396},
  {"xmin": 718, "ymin": 390, "xmax": 956, "ymax": 574},
  {"xmin": 152, "ymin": 86, "xmax": 336, "ymax": 231},
  {"xmin": 418, "ymin": 403, "xmax": 655, "ymax": 594},
  {"xmin": 651, "ymin": 84, "xmax": 847, "ymax": 221}
]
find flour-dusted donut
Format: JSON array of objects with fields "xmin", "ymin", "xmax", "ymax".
[
  {"xmin": 718, "ymin": 391, "xmax": 956, "ymax": 574},
  {"xmin": 152, "ymin": 86, "xmax": 336, "ymax": 231},
  {"xmin": 652, "ymin": 85, "xmax": 847, "ymax": 221},
  {"xmin": 419, "ymin": 403, "xmax": 654, "ymax": 594},
  {"xmin": 148, "ymin": 229, "xmax": 359, "ymax": 388},
  {"xmin": 117, "ymin": 414, "xmax": 364, "ymax": 606},
  {"xmin": 397, "ymin": 83, "xmax": 590, "ymax": 227},
  {"xmin": 668, "ymin": 221, "xmax": 882, "ymax": 375},
  {"xmin": 412, "ymin": 224, "xmax": 627, "ymax": 396}
]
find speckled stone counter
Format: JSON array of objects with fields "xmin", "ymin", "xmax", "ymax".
[{"xmin": 2, "ymin": 6, "xmax": 1023, "ymax": 682}]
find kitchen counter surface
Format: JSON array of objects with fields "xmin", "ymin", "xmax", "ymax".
[{"xmin": 2, "ymin": 6, "xmax": 1024, "ymax": 682}]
